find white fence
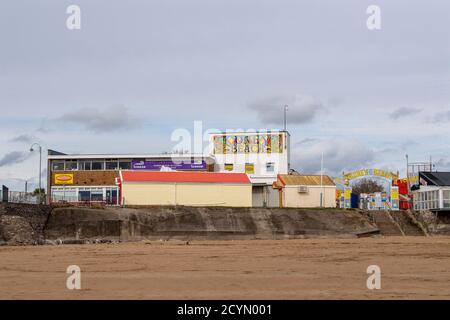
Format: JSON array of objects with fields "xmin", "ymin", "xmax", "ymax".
[{"xmin": 1, "ymin": 191, "xmax": 40, "ymax": 204}]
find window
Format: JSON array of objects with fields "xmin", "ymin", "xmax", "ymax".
[
  {"xmin": 80, "ymin": 161, "xmax": 91, "ymax": 170},
  {"xmin": 90, "ymin": 189, "xmax": 104, "ymax": 201},
  {"xmin": 106, "ymin": 188, "xmax": 118, "ymax": 205},
  {"xmin": 79, "ymin": 190, "xmax": 91, "ymax": 202},
  {"xmin": 119, "ymin": 161, "xmax": 132, "ymax": 170},
  {"xmin": 106, "ymin": 160, "xmax": 119, "ymax": 170},
  {"xmin": 91, "ymin": 161, "xmax": 104, "ymax": 170},
  {"xmin": 65, "ymin": 161, "xmax": 78, "ymax": 171},
  {"xmin": 415, "ymin": 189, "xmax": 443, "ymax": 210},
  {"xmin": 266, "ymin": 162, "xmax": 275, "ymax": 173},
  {"xmin": 52, "ymin": 161, "xmax": 65, "ymax": 171},
  {"xmin": 51, "ymin": 187, "xmax": 77, "ymax": 203},
  {"xmin": 443, "ymin": 190, "xmax": 450, "ymax": 200}
]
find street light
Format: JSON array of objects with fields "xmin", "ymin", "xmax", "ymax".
[
  {"xmin": 320, "ymin": 151, "xmax": 324, "ymax": 207},
  {"xmin": 30, "ymin": 143, "xmax": 42, "ymax": 204}
]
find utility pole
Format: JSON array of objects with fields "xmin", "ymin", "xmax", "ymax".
[
  {"xmin": 283, "ymin": 105, "xmax": 288, "ymax": 131},
  {"xmin": 320, "ymin": 151, "xmax": 324, "ymax": 207},
  {"xmin": 405, "ymin": 154, "xmax": 409, "ymax": 189},
  {"xmin": 30, "ymin": 143, "xmax": 42, "ymax": 204},
  {"xmin": 405, "ymin": 154, "xmax": 411, "ymax": 209}
]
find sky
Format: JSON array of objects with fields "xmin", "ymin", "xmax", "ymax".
[{"xmin": 1, "ymin": 0, "xmax": 449, "ymax": 191}]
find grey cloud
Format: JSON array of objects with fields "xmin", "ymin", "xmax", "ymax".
[
  {"xmin": 37, "ymin": 118, "xmax": 51, "ymax": 133},
  {"xmin": 431, "ymin": 110, "xmax": 450, "ymax": 123},
  {"xmin": 8, "ymin": 134, "xmax": 37, "ymax": 144},
  {"xmin": 295, "ymin": 138, "xmax": 318, "ymax": 146},
  {"xmin": 248, "ymin": 94, "xmax": 323, "ymax": 126},
  {"xmin": 378, "ymin": 140, "xmax": 419, "ymax": 153},
  {"xmin": 0, "ymin": 151, "xmax": 31, "ymax": 167},
  {"xmin": 399, "ymin": 140, "xmax": 419, "ymax": 151},
  {"xmin": 389, "ymin": 107, "xmax": 422, "ymax": 120},
  {"xmin": 292, "ymin": 138, "xmax": 375, "ymax": 177},
  {"xmin": 58, "ymin": 105, "xmax": 141, "ymax": 133}
]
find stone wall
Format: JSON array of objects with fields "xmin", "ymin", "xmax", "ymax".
[{"xmin": 0, "ymin": 203, "xmax": 52, "ymax": 245}]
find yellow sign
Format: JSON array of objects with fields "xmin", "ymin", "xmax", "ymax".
[
  {"xmin": 245, "ymin": 163, "xmax": 255, "ymax": 174},
  {"xmin": 391, "ymin": 187, "xmax": 399, "ymax": 200},
  {"xmin": 224, "ymin": 164, "xmax": 234, "ymax": 171},
  {"xmin": 213, "ymin": 133, "xmax": 284, "ymax": 154},
  {"xmin": 54, "ymin": 173, "xmax": 74, "ymax": 185},
  {"xmin": 343, "ymin": 169, "xmax": 398, "ymax": 181},
  {"xmin": 344, "ymin": 188, "xmax": 352, "ymax": 199}
]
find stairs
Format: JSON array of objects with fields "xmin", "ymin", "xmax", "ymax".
[
  {"xmin": 371, "ymin": 211, "xmax": 403, "ymax": 236},
  {"xmin": 370, "ymin": 210, "xmax": 426, "ymax": 236}
]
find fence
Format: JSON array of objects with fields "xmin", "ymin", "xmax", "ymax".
[{"xmin": 8, "ymin": 191, "xmax": 40, "ymax": 204}]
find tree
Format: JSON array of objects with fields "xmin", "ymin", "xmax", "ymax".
[
  {"xmin": 351, "ymin": 179, "xmax": 384, "ymax": 195},
  {"xmin": 33, "ymin": 188, "xmax": 45, "ymax": 195}
]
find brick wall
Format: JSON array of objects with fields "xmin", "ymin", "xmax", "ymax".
[{"xmin": 50, "ymin": 171, "xmax": 119, "ymax": 187}]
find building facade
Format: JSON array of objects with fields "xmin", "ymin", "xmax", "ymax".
[
  {"xmin": 273, "ymin": 174, "xmax": 336, "ymax": 208},
  {"xmin": 412, "ymin": 172, "xmax": 450, "ymax": 211},
  {"xmin": 47, "ymin": 150, "xmax": 214, "ymax": 205},
  {"xmin": 120, "ymin": 171, "xmax": 252, "ymax": 207},
  {"xmin": 47, "ymin": 130, "xmax": 291, "ymax": 207},
  {"xmin": 210, "ymin": 130, "xmax": 290, "ymax": 207}
]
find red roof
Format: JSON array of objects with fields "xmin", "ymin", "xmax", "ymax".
[{"xmin": 120, "ymin": 171, "xmax": 251, "ymax": 184}]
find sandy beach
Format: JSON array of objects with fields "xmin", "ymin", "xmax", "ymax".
[{"xmin": 1, "ymin": 237, "xmax": 449, "ymax": 300}]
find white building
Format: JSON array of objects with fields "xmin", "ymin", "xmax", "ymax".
[
  {"xmin": 209, "ymin": 130, "xmax": 290, "ymax": 207},
  {"xmin": 412, "ymin": 171, "xmax": 450, "ymax": 211}
]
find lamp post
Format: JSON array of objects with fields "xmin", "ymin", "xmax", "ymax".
[
  {"xmin": 30, "ymin": 143, "xmax": 42, "ymax": 203},
  {"xmin": 320, "ymin": 151, "xmax": 324, "ymax": 207}
]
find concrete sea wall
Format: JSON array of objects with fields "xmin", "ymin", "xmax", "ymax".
[
  {"xmin": 44, "ymin": 206, "xmax": 378, "ymax": 241},
  {"xmin": 2, "ymin": 203, "xmax": 434, "ymax": 245}
]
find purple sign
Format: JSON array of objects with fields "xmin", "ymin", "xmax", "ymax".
[{"xmin": 131, "ymin": 160, "xmax": 207, "ymax": 171}]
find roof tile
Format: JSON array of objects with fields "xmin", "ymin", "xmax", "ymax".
[{"xmin": 277, "ymin": 174, "xmax": 335, "ymax": 186}]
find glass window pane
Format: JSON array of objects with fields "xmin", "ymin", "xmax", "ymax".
[
  {"xmin": 79, "ymin": 191, "xmax": 91, "ymax": 202},
  {"xmin": 80, "ymin": 161, "xmax": 91, "ymax": 170},
  {"xmin": 106, "ymin": 160, "xmax": 118, "ymax": 170},
  {"xmin": 443, "ymin": 190, "xmax": 450, "ymax": 200},
  {"xmin": 52, "ymin": 161, "xmax": 65, "ymax": 171},
  {"xmin": 266, "ymin": 162, "xmax": 275, "ymax": 173},
  {"xmin": 92, "ymin": 161, "xmax": 104, "ymax": 170},
  {"xmin": 91, "ymin": 189, "xmax": 104, "ymax": 201},
  {"xmin": 65, "ymin": 161, "xmax": 78, "ymax": 170},
  {"xmin": 119, "ymin": 161, "xmax": 131, "ymax": 170}
]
